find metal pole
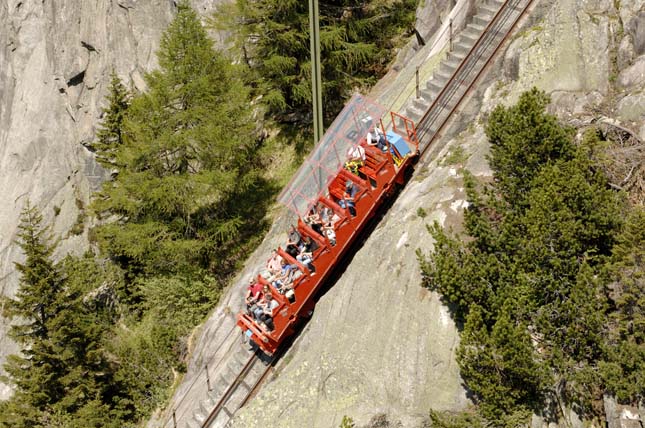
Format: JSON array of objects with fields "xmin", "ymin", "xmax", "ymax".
[
  {"xmin": 206, "ymin": 364, "xmax": 211, "ymax": 391},
  {"xmin": 309, "ymin": 0, "xmax": 323, "ymax": 144},
  {"xmin": 415, "ymin": 67, "xmax": 420, "ymax": 99},
  {"xmin": 449, "ymin": 18, "xmax": 453, "ymax": 51},
  {"xmin": 172, "ymin": 410, "xmax": 177, "ymax": 428}
]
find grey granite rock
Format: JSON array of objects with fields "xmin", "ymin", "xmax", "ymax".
[{"xmin": 0, "ymin": 0, "xmax": 223, "ymax": 401}]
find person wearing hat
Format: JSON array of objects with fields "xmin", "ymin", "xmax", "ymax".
[{"xmin": 338, "ymin": 180, "xmax": 357, "ymax": 217}]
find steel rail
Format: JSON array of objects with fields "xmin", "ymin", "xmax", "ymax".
[
  {"xmin": 416, "ymin": 0, "xmax": 535, "ymax": 158},
  {"xmin": 164, "ymin": 324, "xmax": 243, "ymax": 427},
  {"xmin": 166, "ymin": 2, "xmax": 537, "ymax": 427}
]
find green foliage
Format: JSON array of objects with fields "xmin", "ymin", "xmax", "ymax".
[
  {"xmin": 600, "ymin": 207, "xmax": 645, "ymax": 404},
  {"xmin": 216, "ymin": 0, "xmax": 418, "ymax": 130},
  {"xmin": 0, "ymin": 206, "xmax": 130, "ymax": 427},
  {"xmin": 429, "ymin": 408, "xmax": 489, "ymax": 428},
  {"xmin": 485, "ymin": 87, "xmax": 575, "ymax": 205},
  {"xmin": 91, "ymin": 70, "xmax": 130, "ymax": 167},
  {"xmin": 339, "ymin": 415, "xmax": 356, "ymax": 428},
  {"xmin": 93, "ymin": 1, "xmax": 270, "ymax": 278},
  {"xmin": 418, "ymin": 89, "xmax": 633, "ymax": 421},
  {"xmin": 107, "ymin": 274, "xmax": 218, "ymax": 420}
]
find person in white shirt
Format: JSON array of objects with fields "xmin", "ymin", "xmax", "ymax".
[
  {"xmin": 366, "ymin": 125, "xmax": 386, "ymax": 151},
  {"xmin": 345, "ymin": 143, "xmax": 365, "ymax": 175}
]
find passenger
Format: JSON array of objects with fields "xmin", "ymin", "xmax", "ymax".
[
  {"xmin": 296, "ymin": 236, "xmax": 318, "ymax": 273},
  {"xmin": 345, "ymin": 143, "xmax": 365, "ymax": 175},
  {"xmin": 338, "ymin": 180, "xmax": 357, "ymax": 217},
  {"xmin": 252, "ymin": 291, "xmax": 268, "ymax": 321},
  {"xmin": 286, "ymin": 225, "xmax": 302, "ymax": 258},
  {"xmin": 272, "ymin": 259, "xmax": 297, "ymax": 292},
  {"xmin": 324, "ymin": 224, "xmax": 336, "ymax": 246},
  {"xmin": 258, "ymin": 293, "xmax": 280, "ymax": 331},
  {"xmin": 266, "ymin": 249, "xmax": 283, "ymax": 276},
  {"xmin": 366, "ymin": 125, "xmax": 387, "ymax": 151},
  {"xmin": 245, "ymin": 277, "xmax": 263, "ymax": 308},
  {"xmin": 305, "ymin": 208, "xmax": 324, "ymax": 236}
]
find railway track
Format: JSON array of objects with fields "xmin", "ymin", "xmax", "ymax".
[
  {"xmin": 198, "ymin": 349, "xmax": 274, "ymax": 428},
  {"xmin": 410, "ymin": 0, "xmax": 535, "ymax": 159},
  {"xmin": 168, "ymin": 1, "xmax": 535, "ymax": 427}
]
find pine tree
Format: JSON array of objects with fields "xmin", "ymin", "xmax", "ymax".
[
  {"xmin": 419, "ymin": 89, "xmax": 628, "ymax": 419},
  {"xmin": 92, "ymin": 71, "xmax": 130, "ymax": 167},
  {"xmin": 219, "ymin": 0, "xmax": 417, "ymax": 125},
  {"xmin": 485, "ymin": 88, "xmax": 575, "ymax": 205},
  {"xmin": 600, "ymin": 207, "xmax": 645, "ymax": 404},
  {"xmin": 0, "ymin": 205, "xmax": 127, "ymax": 427}
]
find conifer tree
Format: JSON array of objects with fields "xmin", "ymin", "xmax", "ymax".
[
  {"xmin": 485, "ymin": 88, "xmax": 575, "ymax": 205},
  {"xmin": 600, "ymin": 207, "xmax": 645, "ymax": 404},
  {"xmin": 219, "ymin": 0, "xmax": 417, "ymax": 125},
  {"xmin": 92, "ymin": 71, "xmax": 130, "ymax": 167},
  {"xmin": 0, "ymin": 205, "xmax": 127, "ymax": 427},
  {"xmin": 94, "ymin": 0, "xmax": 261, "ymax": 276},
  {"xmin": 419, "ymin": 89, "xmax": 628, "ymax": 420},
  {"xmin": 0, "ymin": 201, "xmax": 65, "ymax": 424}
]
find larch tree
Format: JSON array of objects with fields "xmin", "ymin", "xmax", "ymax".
[{"xmin": 93, "ymin": 0, "xmax": 262, "ymax": 277}]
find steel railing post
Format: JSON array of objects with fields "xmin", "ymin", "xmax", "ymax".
[{"xmin": 415, "ymin": 67, "xmax": 420, "ymax": 99}]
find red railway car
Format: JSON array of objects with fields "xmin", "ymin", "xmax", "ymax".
[{"xmin": 237, "ymin": 94, "xmax": 419, "ymax": 356}]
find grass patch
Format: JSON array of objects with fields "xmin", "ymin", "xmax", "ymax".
[{"xmin": 442, "ymin": 146, "xmax": 468, "ymax": 166}]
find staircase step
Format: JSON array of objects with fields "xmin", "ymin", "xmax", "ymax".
[
  {"xmin": 185, "ymin": 419, "xmax": 201, "ymax": 428},
  {"xmin": 479, "ymin": 2, "xmax": 499, "ymax": 15},
  {"xmin": 473, "ymin": 14, "xmax": 491, "ymax": 27},
  {"xmin": 435, "ymin": 67, "xmax": 453, "ymax": 81},
  {"xmin": 412, "ymin": 97, "xmax": 429, "ymax": 112},
  {"xmin": 194, "ymin": 410, "xmax": 207, "ymax": 424},
  {"xmin": 427, "ymin": 79, "xmax": 444, "ymax": 93},
  {"xmin": 200, "ymin": 398, "xmax": 215, "ymax": 417},
  {"xmin": 419, "ymin": 87, "xmax": 438, "ymax": 102},
  {"xmin": 466, "ymin": 22, "xmax": 486, "ymax": 34},
  {"xmin": 405, "ymin": 105, "xmax": 423, "ymax": 123}
]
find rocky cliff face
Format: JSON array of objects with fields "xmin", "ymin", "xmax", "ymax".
[
  {"xmin": 0, "ymin": 0, "xmax": 223, "ymax": 401},
  {"xmin": 226, "ymin": 0, "xmax": 645, "ymax": 427}
]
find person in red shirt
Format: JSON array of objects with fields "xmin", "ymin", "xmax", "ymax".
[{"xmin": 245, "ymin": 277, "xmax": 263, "ymax": 308}]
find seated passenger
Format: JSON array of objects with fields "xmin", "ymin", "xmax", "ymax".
[
  {"xmin": 338, "ymin": 180, "xmax": 357, "ymax": 217},
  {"xmin": 286, "ymin": 225, "xmax": 302, "ymax": 258},
  {"xmin": 245, "ymin": 277, "xmax": 264, "ymax": 309},
  {"xmin": 258, "ymin": 293, "xmax": 280, "ymax": 331},
  {"xmin": 252, "ymin": 290, "xmax": 269, "ymax": 321},
  {"xmin": 266, "ymin": 249, "xmax": 283, "ymax": 276},
  {"xmin": 305, "ymin": 208, "xmax": 324, "ymax": 236},
  {"xmin": 345, "ymin": 143, "xmax": 365, "ymax": 175},
  {"xmin": 296, "ymin": 235, "xmax": 318, "ymax": 273},
  {"xmin": 272, "ymin": 259, "xmax": 297, "ymax": 292},
  {"xmin": 366, "ymin": 125, "xmax": 387, "ymax": 151},
  {"xmin": 323, "ymin": 224, "xmax": 336, "ymax": 246}
]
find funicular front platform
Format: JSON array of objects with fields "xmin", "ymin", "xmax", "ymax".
[{"xmin": 237, "ymin": 94, "xmax": 419, "ymax": 356}]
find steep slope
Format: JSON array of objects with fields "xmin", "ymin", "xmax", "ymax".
[
  {"xmin": 227, "ymin": 0, "xmax": 645, "ymax": 427},
  {"xmin": 0, "ymin": 0, "xmax": 222, "ymax": 401}
]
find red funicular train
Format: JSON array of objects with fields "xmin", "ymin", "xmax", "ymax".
[{"xmin": 237, "ymin": 94, "xmax": 419, "ymax": 356}]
